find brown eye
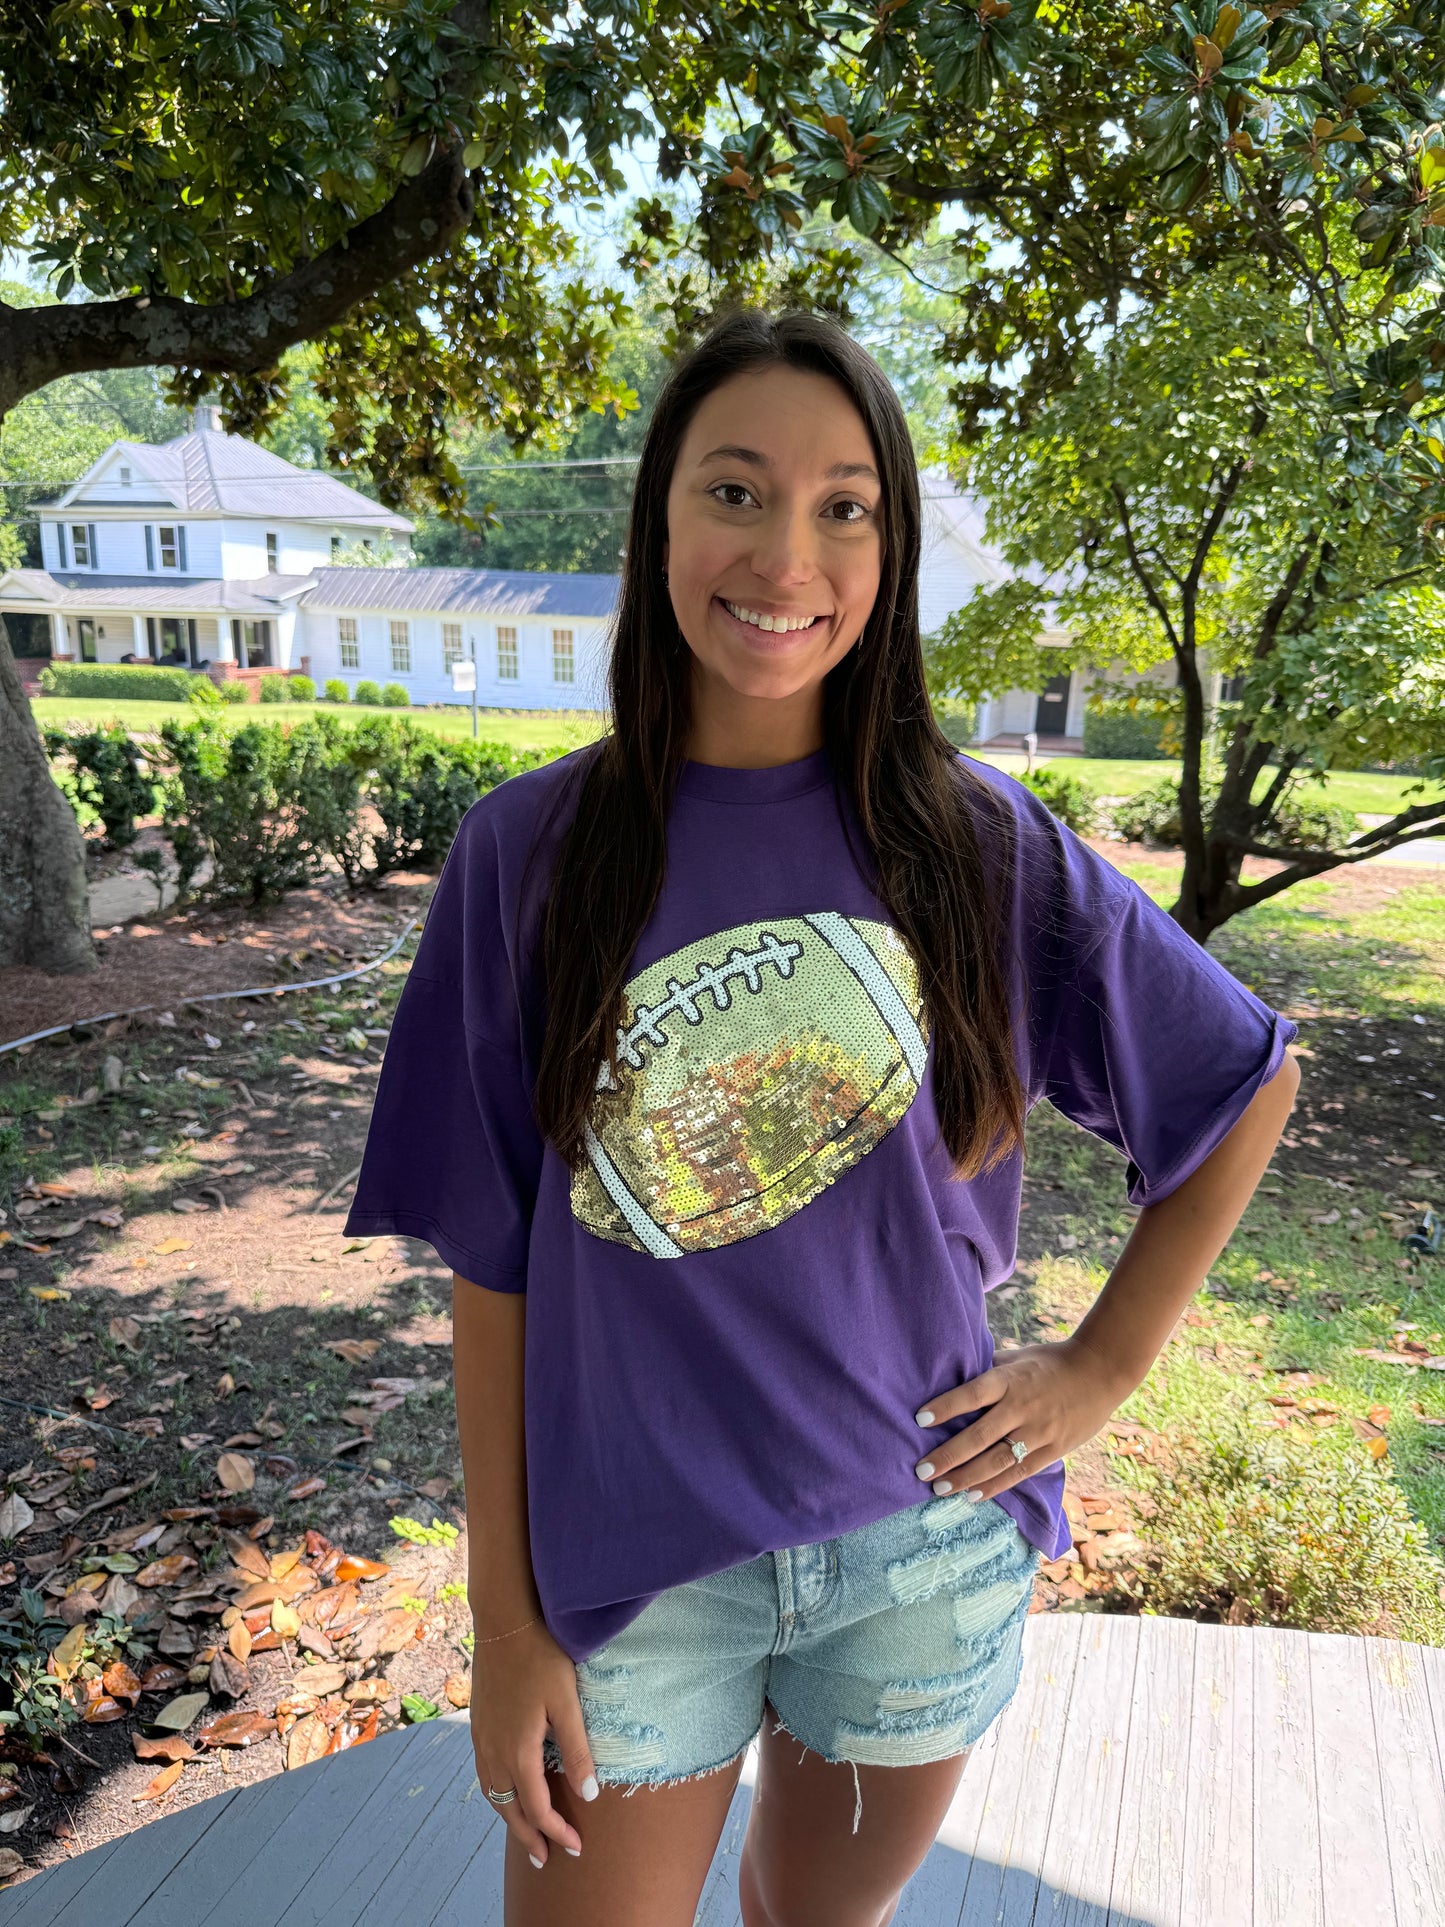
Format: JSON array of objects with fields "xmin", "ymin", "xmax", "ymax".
[{"xmin": 709, "ymin": 483, "xmax": 757, "ymax": 509}]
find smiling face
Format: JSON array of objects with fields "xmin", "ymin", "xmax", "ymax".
[{"xmin": 662, "ymin": 364, "xmax": 885, "ymax": 761}]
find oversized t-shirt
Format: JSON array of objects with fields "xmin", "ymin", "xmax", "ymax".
[{"xmin": 344, "ymin": 745, "xmax": 1298, "ymax": 1661}]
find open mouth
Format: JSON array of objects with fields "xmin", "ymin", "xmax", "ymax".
[{"xmin": 717, "ymin": 598, "xmax": 829, "ymax": 636}]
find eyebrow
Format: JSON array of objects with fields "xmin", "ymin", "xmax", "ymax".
[{"xmin": 696, "ymin": 445, "xmax": 879, "ymax": 483}]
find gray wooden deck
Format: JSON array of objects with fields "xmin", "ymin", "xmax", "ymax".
[{"xmin": 2, "ymin": 1611, "xmax": 1442, "ymax": 1926}]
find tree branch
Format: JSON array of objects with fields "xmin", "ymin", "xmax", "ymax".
[
  {"xmin": 0, "ymin": 0, "xmax": 493, "ymax": 418},
  {"xmin": 1110, "ymin": 483, "xmax": 1182, "ymax": 654}
]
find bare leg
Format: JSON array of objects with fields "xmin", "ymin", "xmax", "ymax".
[
  {"xmin": 504, "ymin": 1753, "xmax": 746, "ymax": 1927},
  {"xmin": 738, "ymin": 1702, "xmax": 972, "ymax": 1927}
]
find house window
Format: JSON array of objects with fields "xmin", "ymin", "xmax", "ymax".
[
  {"xmin": 119, "ymin": 466, "xmax": 131, "ymax": 487},
  {"xmin": 389, "ymin": 620, "xmax": 411, "ymax": 674},
  {"xmin": 69, "ymin": 523, "xmax": 96, "ymax": 569},
  {"xmin": 442, "ymin": 622, "xmax": 464, "ymax": 669},
  {"xmin": 552, "ymin": 627, "xmax": 574, "ymax": 685},
  {"xmin": 338, "ymin": 617, "xmax": 359, "ymax": 670},
  {"xmin": 330, "ymin": 534, "xmax": 342, "ymax": 560},
  {"xmin": 148, "ymin": 525, "xmax": 186, "ymax": 571},
  {"xmin": 230, "ymin": 618, "xmax": 272, "ymax": 668},
  {"xmin": 266, "ymin": 532, "xmax": 278, "ymax": 573},
  {"xmin": 496, "ymin": 625, "xmax": 518, "ymax": 680}
]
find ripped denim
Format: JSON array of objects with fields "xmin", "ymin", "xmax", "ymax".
[{"xmin": 539, "ymin": 1491, "xmax": 1042, "ymax": 1834}]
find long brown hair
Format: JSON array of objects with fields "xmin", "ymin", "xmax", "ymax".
[{"xmin": 530, "ymin": 308, "xmax": 1029, "ymax": 1182}]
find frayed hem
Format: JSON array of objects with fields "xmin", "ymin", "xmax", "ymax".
[{"xmin": 560, "ymin": 1733, "xmax": 754, "ymax": 1801}]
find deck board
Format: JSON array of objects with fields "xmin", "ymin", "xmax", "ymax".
[{"xmin": 2, "ymin": 1613, "xmax": 1441, "ymax": 1927}]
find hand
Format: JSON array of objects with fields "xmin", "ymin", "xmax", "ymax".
[
  {"xmin": 468, "ymin": 1615, "xmax": 600, "ymax": 1869},
  {"xmin": 911, "ymin": 1336, "xmax": 1136, "ymax": 1502}
]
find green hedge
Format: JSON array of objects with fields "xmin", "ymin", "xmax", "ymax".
[
  {"xmin": 43, "ymin": 712, "xmax": 556, "ymax": 904},
  {"xmin": 37, "ymin": 662, "xmax": 201, "ymax": 702},
  {"xmin": 1081, "ymin": 705, "xmax": 1177, "ymax": 759}
]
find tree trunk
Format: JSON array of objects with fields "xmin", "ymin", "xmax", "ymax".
[{"xmin": 0, "ymin": 620, "xmax": 97, "ymax": 974}]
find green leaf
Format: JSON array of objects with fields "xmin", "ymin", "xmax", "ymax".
[{"xmin": 401, "ymin": 1694, "xmax": 441, "ymax": 1723}]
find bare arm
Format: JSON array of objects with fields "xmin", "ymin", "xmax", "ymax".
[
  {"xmin": 452, "ymin": 1275, "xmax": 597, "ymax": 1867},
  {"xmin": 451, "ymin": 1275, "xmax": 540, "ymax": 1639},
  {"xmin": 1070, "ymin": 1050, "xmax": 1302, "ymax": 1396}
]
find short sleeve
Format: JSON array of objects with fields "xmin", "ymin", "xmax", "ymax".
[
  {"xmin": 341, "ymin": 796, "xmax": 546, "ymax": 1290},
  {"xmin": 342, "ymin": 974, "xmax": 543, "ymax": 1289},
  {"xmin": 1033, "ymin": 878, "xmax": 1298, "ymax": 1206}
]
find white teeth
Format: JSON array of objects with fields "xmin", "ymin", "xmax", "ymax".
[{"xmin": 723, "ymin": 600, "xmax": 820, "ymax": 633}]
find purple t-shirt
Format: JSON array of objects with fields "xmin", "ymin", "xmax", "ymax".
[{"xmin": 345, "ymin": 745, "xmax": 1297, "ymax": 1661}]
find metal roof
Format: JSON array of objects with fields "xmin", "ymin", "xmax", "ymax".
[
  {"xmin": 300, "ymin": 566, "xmax": 619, "ymax": 617},
  {"xmin": 0, "ymin": 570, "xmax": 319, "ymax": 615},
  {"xmin": 45, "ymin": 424, "xmax": 414, "ymax": 532}
]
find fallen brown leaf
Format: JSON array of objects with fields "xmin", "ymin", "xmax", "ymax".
[
  {"xmin": 135, "ymin": 1554, "xmax": 198, "ymax": 1589},
  {"xmin": 132, "ymin": 1731, "xmax": 197, "ymax": 1764},
  {"xmin": 216, "ymin": 1452, "xmax": 256, "ymax": 1493},
  {"xmin": 134, "ymin": 1760, "xmax": 184, "ymax": 1803},
  {"xmin": 444, "ymin": 1675, "xmax": 471, "ymax": 1709},
  {"xmin": 286, "ymin": 1713, "xmax": 331, "ymax": 1771},
  {"xmin": 195, "ymin": 1710, "xmax": 275, "ymax": 1749}
]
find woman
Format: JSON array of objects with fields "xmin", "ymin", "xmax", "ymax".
[{"xmin": 345, "ymin": 309, "xmax": 1300, "ymax": 1926}]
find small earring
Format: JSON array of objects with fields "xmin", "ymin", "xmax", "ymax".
[{"xmin": 661, "ymin": 566, "xmax": 668, "ymax": 582}]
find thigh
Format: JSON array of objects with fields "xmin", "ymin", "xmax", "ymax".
[
  {"xmin": 505, "ymin": 1756, "xmax": 746, "ymax": 1927},
  {"xmin": 741, "ymin": 1711, "xmax": 970, "ymax": 1927}
]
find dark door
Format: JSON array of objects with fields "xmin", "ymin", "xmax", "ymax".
[
  {"xmin": 1034, "ymin": 671, "xmax": 1071, "ymax": 735},
  {"xmin": 76, "ymin": 619, "xmax": 97, "ymax": 663}
]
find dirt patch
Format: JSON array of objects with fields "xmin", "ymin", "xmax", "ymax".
[{"xmin": 1, "ymin": 873, "xmax": 436, "ymax": 1046}]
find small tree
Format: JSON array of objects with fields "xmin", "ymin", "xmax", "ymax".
[{"xmin": 929, "ymin": 272, "xmax": 1445, "ymax": 940}]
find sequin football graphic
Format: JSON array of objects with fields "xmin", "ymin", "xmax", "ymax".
[{"xmin": 571, "ymin": 913, "xmax": 928, "ymax": 1258}]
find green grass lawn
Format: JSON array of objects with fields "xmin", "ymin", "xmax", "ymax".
[
  {"xmin": 29, "ymin": 696, "xmax": 608, "ymax": 755},
  {"xmin": 1037, "ymin": 754, "xmax": 1436, "ymax": 819}
]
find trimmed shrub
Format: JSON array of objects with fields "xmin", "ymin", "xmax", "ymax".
[
  {"xmin": 258, "ymin": 674, "xmax": 290, "ymax": 703},
  {"xmin": 353, "ymin": 680, "xmax": 383, "ymax": 706},
  {"xmin": 38, "ymin": 661, "xmax": 198, "ymax": 702},
  {"xmin": 151, "ymin": 714, "xmax": 362, "ymax": 903},
  {"xmin": 323, "ymin": 679, "xmax": 350, "ymax": 704},
  {"xmin": 42, "ymin": 722, "xmax": 158, "ymax": 849},
  {"xmin": 1021, "ymin": 765, "xmax": 1101, "ymax": 834},
  {"xmin": 1111, "ymin": 775, "xmax": 1359, "ymax": 851},
  {"xmin": 216, "ymin": 678, "xmax": 252, "ymax": 704},
  {"xmin": 287, "ymin": 674, "xmax": 316, "ymax": 701},
  {"xmin": 341, "ymin": 718, "xmax": 549, "ymax": 879},
  {"xmin": 1082, "ymin": 704, "xmax": 1175, "ymax": 759},
  {"xmin": 381, "ymin": 682, "xmax": 411, "ymax": 708},
  {"xmin": 1114, "ymin": 1407, "xmax": 1445, "ymax": 1641}
]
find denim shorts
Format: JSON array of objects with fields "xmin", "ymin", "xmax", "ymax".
[{"xmin": 542, "ymin": 1490, "xmax": 1041, "ymax": 1832}]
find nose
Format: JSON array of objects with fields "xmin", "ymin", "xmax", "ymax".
[{"xmin": 747, "ymin": 499, "xmax": 819, "ymax": 589}]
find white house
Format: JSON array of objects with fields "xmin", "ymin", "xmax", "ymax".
[{"xmin": 1, "ymin": 416, "xmax": 1227, "ymax": 738}]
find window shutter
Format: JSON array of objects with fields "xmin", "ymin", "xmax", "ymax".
[
  {"xmin": 88, "ymin": 524, "xmax": 97, "ymax": 570},
  {"xmin": 56, "ymin": 523, "xmax": 67, "ymax": 569},
  {"xmin": 178, "ymin": 526, "xmax": 188, "ymax": 573},
  {"xmin": 145, "ymin": 525, "xmax": 155, "ymax": 571}
]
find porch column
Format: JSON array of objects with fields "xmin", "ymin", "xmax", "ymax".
[
  {"xmin": 50, "ymin": 610, "xmax": 71, "ymax": 659},
  {"xmin": 132, "ymin": 613, "xmax": 148, "ymax": 660}
]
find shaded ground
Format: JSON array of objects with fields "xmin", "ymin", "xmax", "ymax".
[{"xmin": 0, "ymin": 846, "xmax": 1441, "ymax": 1890}]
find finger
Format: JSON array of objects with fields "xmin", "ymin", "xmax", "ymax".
[
  {"xmin": 914, "ymin": 1370, "xmax": 1004, "ymax": 1428},
  {"xmin": 549, "ymin": 1692, "xmax": 600, "ymax": 1809},
  {"xmin": 934, "ymin": 1439, "xmax": 1047, "ymax": 1499},
  {"xmin": 515, "ymin": 1743, "xmax": 583, "ymax": 1859},
  {"xmin": 479, "ymin": 1757, "xmax": 553, "ymax": 1868}
]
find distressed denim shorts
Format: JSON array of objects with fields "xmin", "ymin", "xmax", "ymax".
[{"xmin": 541, "ymin": 1490, "xmax": 1042, "ymax": 1832}]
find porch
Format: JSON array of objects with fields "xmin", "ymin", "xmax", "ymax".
[{"xmin": 2, "ymin": 1609, "xmax": 1440, "ymax": 1926}]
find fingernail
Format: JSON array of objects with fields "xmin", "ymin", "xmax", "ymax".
[
  {"xmin": 963, "ymin": 1488, "xmax": 984, "ymax": 1501},
  {"xmin": 932, "ymin": 1477, "xmax": 953, "ymax": 1494},
  {"xmin": 529, "ymin": 1853, "xmax": 545, "ymax": 1869},
  {"xmin": 565, "ymin": 1846, "xmax": 581, "ymax": 1857},
  {"xmin": 915, "ymin": 1460, "xmax": 935, "ymax": 1480},
  {"xmin": 581, "ymin": 1773, "xmax": 599, "ymax": 1801},
  {"xmin": 916, "ymin": 1408, "xmax": 935, "ymax": 1426}
]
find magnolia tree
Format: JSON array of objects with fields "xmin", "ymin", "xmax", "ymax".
[
  {"xmin": 928, "ymin": 273, "xmax": 1445, "ymax": 938},
  {"xmin": 4, "ymin": 0, "xmax": 1445, "ymax": 965}
]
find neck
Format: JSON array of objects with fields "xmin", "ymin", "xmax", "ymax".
[{"xmin": 684, "ymin": 668, "xmax": 825, "ymax": 770}]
